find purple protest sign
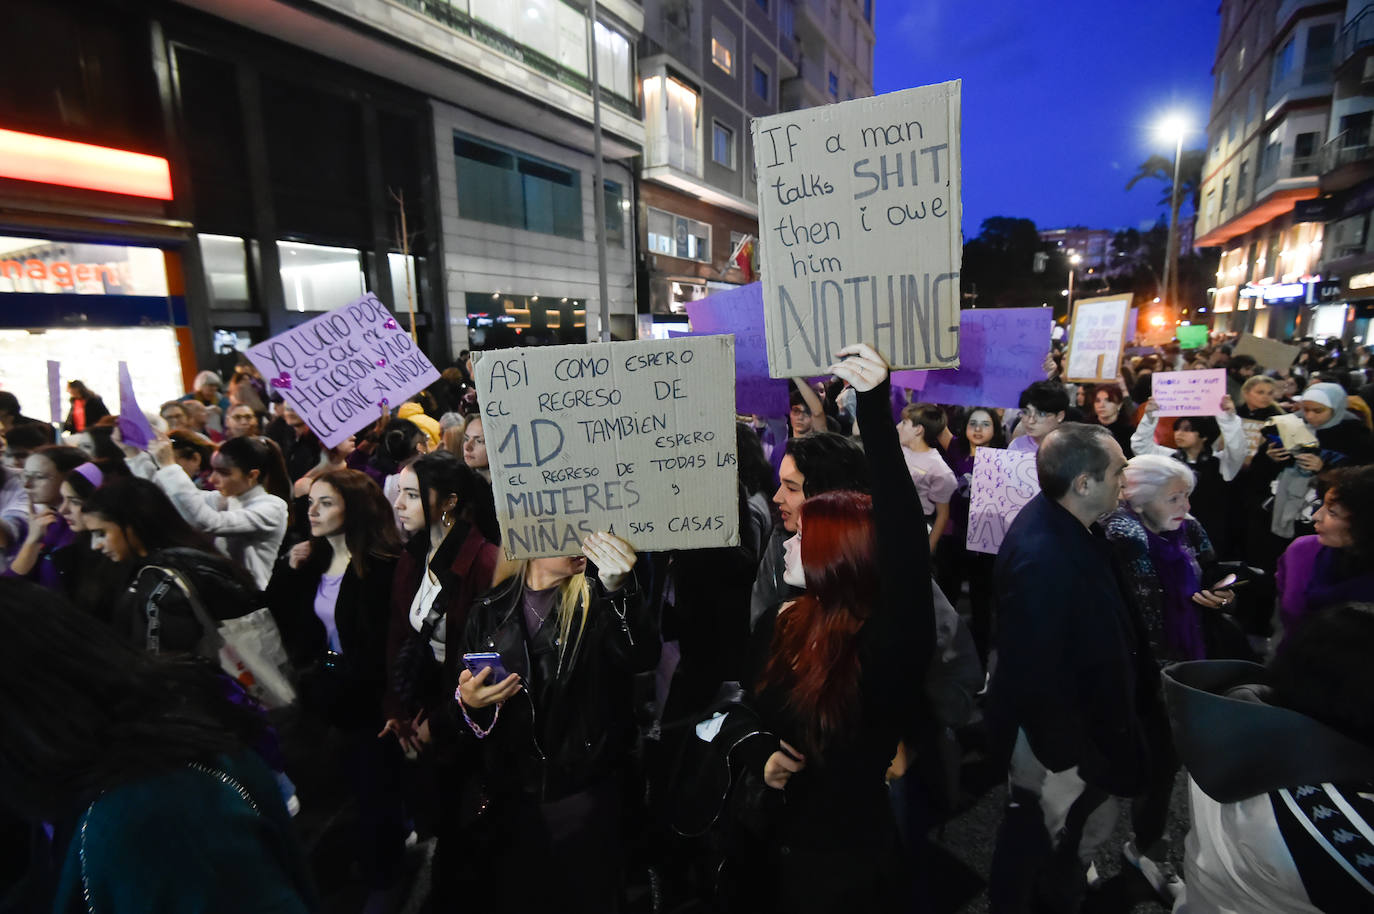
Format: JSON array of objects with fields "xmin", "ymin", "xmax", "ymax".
[
  {"xmin": 685, "ymin": 283, "xmax": 789, "ymax": 416},
  {"xmin": 117, "ymin": 362, "xmax": 156, "ymax": 449},
  {"xmin": 966, "ymin": 448, "xmax": 1040, "ymax": 554},
  {"xmin": 246, "ymin": 293, "xmax": 440, "ymax": 448},
  {"xmin": 47, "ymin": 360, "xmax": 61, "ymax": 426},
  {"xmin": 892, "ymin": 308, "xmax": 1052, "ymax": 408}
]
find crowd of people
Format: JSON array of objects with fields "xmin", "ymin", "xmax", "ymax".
[{"xmin": 0, "ymin": 330, "xmax": 1372, "ymax": 914}]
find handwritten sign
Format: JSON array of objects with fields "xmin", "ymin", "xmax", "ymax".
[
  {"xmin": 966, "ymin": 448, "xmax": 1040, "ymax": 555},
  {"xmin": 892, "ymin": 307, "xmax": 1052, "ymax": 408},
  {"xmin": 1151, "ymin": 369, "xmax": 1227, "ymax": 416},
  {"xmin": 1240, "ymin": 418, "xmax": 1266, "ymax": 460},
  {"xmin": 475, "ymin": 336, "xmax": 740, "ymax": 559},
  {"xmin": 753, "ymin": 82, "xmax": 963, "ymax": 377},
  {"xmin": 1065, "ymin": 294, "xmax": 1131, "ymax": 383},
  {"xmin": 245, "ymin": 293, "xmax": 439, "ymax": 449},
  {"xmin": 1233, "ymin": 333, "xmax": 1300, "ymax": 372},
  {"xmin": 684, "ymin": 283, "xmax": 789, "ymax": 416},
  {"xmin": 1272, "ymin": 412, "xmax": 1318, "ymax": 451}
]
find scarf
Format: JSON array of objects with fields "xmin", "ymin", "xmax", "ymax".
[
  {"xmin": 1302, "ymin": 382, "xmax": 1353, "ymax": 430},
  {"xmin": 1143, "ymin": 521, "xmax": 1207, "ymax": 660},
  {"xmin": 1302, "ymin": 545, "xmax": 1374, "ymax": 621}
]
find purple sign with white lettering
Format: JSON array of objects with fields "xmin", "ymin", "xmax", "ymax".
[
  {"xmin": 246, "ymin": 293, "xmax": 440, "ymax": 448},
  {"xmin": 685, "ymin": 283, "xmax": 789, "ymax": 416}
]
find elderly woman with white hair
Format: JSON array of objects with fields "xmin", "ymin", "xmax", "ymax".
[{"xmin": 1102, "ymin": 453, "xmax": 1241, "ymax": 904}]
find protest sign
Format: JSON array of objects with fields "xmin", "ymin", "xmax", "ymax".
[
  {"xmin": 47, "ymin": 360, "xmax": 61, "ymax": 426},
  {"xmin": 966, "ymin": 448, "xmax": 1039, "ymax": 555},
  {"xmin": 245, "ymin": 293, "xmax": 439, "ymax": 449},
  {"xmin": 753, "ymin": 81, "xmax": 962, "ymax": 377},
  {"xmin": 1150, "ymin": 369, "xmax": 1227, "ymax": 416},
  {"xmin": 1240, "ymin": 418, "xmax": 1266, "ymax": 460},
  {"xmin": 475, "ymin": 336, "xmax": 740, "ymax": 559},
  {"xmin": 891, "ymin": 307, "xmax": 1052, "ymax": 408},
  {"xmin": 1272, "ymin": 412, "xmax": 1318, "ymax": 451},
  {"xmin": 1065, "ymin": 294, "xmax": 1131, "ymax": 383},
  {"xmin": 1177, "ymin": 324, "xmax": 1209, "ymax": 349},
  {"xmin": 117, "ymin": 362, "xmax": 156, "ymax": 449},
  {"xmin": 1233, "ymin": 333, "xmax": 1300, "ymax": 372},
  {"xmin": 684, "ymin": 283, "xmax": 789, "ymax": 416}
]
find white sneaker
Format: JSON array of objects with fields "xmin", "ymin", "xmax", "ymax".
[{"xmin": 1123, "ymin": 840, "xmax": 1183, "ymax": 903}]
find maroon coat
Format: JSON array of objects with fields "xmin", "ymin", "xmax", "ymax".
[{"xmin": 385, "ymin": 521, "xmax": 500, "ymax": 723}]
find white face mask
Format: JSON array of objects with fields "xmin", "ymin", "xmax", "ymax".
[{"xmin": 782, "ymin": 533, "xmax": 805, "ymax": 589}]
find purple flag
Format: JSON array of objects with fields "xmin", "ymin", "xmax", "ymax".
[
  {"xmin": 117, "ymin": 362, "xmax": 156, "ymax": 449},
  {"xmin": 892, "ymin": 308, "xmax": 1052, "ymax": 409},
  {"xmin": 684, "ymin": 283, "xmax": 789, "ymax": 416}
]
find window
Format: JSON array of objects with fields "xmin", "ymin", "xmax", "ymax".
[
  {"xmin": 779, "ymin": 0, "xmax": 795, "ymax": 38},
  {"xmin": 593, "ymin": 22, "xmax": 634, "ymax": 100},
  {"xmin": 278, "ymin": 241, "xmax": 365, "ymax": 312},
  {"xmin": 1271, "ymin": 36, "xmax": 1296, "ymax": 91},
  {"xmin": 1238, "ymin": 160, "xmax": 1249, "ymax": 203},
  {"xmin": 1246, "ymin": 89, "xmax": 1256, "ymax": 124},
  {"xmin": 1340, "ymin": 110, "xmax": 1373, "ymax": 147},
  {"xmin": 465, "ymin": 0, "xmax": 634, "ymax": 102},
  {"xmin": 864, "ymin": 0, "xmax": 872, "ymax": 23},
  {"xmin": 828, "ymin": 71, "xmax": 839, "ymax": 96},
  {"xmin": 1303, "ymin": 24, "xmax": 1335, "ymax": 86},
  {"xmin": 643, "ymin": 74, "xmax": 700, "ymax": 174},
  {"xmin": 647, "ymin": 207, "xmax": 711, "ymax": 262},
  {"xmin": 712, "ymin": 120, "xmax": 735, "ymax": 168},
  {"xmin": 711, "ymin": 23, "xmax": 735, "ymax": 75},
  {"xmin": 753, "ymin": 64, "xmax": 769, "ymax": 100},
  {"xmin": 1228, "ymin": 113, "xmax": 1238, "ymax": 145},
  {"xmin": 1220, "ymin": 176, "xmax": 1230, "ymax": 212},
  {"xmin": 755, "ymin": 0, "xmax": 768, "ymax": 11},
  {"xmin": 1294, "ymin": 131, "xmax": 1320, "ymax": 175},
  {"xmin": 603, "ymin": 180, "xmax": 625, "ymax": 246},
  {"xmin": 454, "ymin": 134, "xmax": 583, "ymax": 239}
]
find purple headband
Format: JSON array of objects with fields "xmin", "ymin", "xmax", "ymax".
[{"xmin": 72, "ymin": 463, "xmax": 104, "ymax": 488}]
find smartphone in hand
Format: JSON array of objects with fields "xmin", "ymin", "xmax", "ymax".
[{"xmin": 462, "ymin": 652, "xmax": 511, "ymax": 683}]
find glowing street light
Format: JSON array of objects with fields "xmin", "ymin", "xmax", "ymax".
[
  {"xmin": 1067, "ymin": 253, "xmax": 1083, "ymax": 313},
  {"xmin": 1155, "ymin": 113, "xmax": 1191, "ymax": 325}
]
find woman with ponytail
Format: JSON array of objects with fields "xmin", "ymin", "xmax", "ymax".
[{"xmin": 150, "ymin": 435, "xmax": 291, "ymax": 589}]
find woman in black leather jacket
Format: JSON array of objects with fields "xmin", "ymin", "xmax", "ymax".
[{"xmin": 452, "ymin": 531, "xmax": 657, "ymax": 910}]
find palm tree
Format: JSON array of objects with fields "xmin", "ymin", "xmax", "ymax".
[{"xmin": 1125, "ymin": 149, "xmax": 1206, "ymax": 212}]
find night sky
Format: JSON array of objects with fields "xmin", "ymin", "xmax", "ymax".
[{"xmin": 873, "ymin": 0, "xmax": 1220, "ymax": 237}]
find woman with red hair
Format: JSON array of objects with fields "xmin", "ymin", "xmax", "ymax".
[{"xmin": 735, "ymin": 343, "xmax": 935, "ymax": 911}]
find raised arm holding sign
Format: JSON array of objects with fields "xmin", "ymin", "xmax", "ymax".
[{"xmin": 753, "ymin": 82, "xmax": 963, "ymax": 377}]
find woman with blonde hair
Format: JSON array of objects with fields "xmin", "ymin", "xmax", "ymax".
[{"xmin": 451, "ymin": 529, "xmax": 656, "ymax": 910}]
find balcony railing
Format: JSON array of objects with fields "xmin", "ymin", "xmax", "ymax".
[
  {"xmin": 391, "ymin": 0, "xmax": 639, "ymax": 119},
  {"xmin": 1256, "ymin": 155, "xmax": 1320, "ymax": 194},
  {"xmin": 1339, "ymin": 4, "xmax": 1374, "ymax": 67},
  {"xmin": 1319, "ymin": 128, "xmax": 1374, "ymax": 172}
]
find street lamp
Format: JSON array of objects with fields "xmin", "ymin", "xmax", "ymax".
[
  {"xmin": 1067, "ymin": 253, "xmax": 1082, "ymax": 314},
  {"xmin": 1156, "ymin": 115, "xmax": 1190, "ymax": 325}
]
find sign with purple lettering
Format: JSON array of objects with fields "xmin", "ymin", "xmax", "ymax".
[
  {"xmin": 475, "ymin": 336, "xmax": 740, "ymax": 559},
  {"xmin": 245, "ymin": 293, "xmax": 440, "ymax": 448},
  {"xmin": 752, "ymin": 82, "xmax": 963, "ymax": 377},
  {"xmin": 685, "ymin": 283, "xmax": 789, "ymax": 416},
  {"xmin": 1151, "ymin": 369, "xmax": 1227, "ymax": 416},
  {"xmin": 966, "ymin": 448, "xmax": 1040, "ymax": 555},
  {"xmin": 891, "ymin": 307, "xmax": 1052, "ymax": 408}
]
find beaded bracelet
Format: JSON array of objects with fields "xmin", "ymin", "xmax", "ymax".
[{"xmin": 457, "ymin": 692, "xmax": 501, "ymax": 739}]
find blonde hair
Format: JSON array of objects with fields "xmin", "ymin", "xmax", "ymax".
[{"xmin": 497, "ymin": 558, "xmax": 593, "ymax": 675}]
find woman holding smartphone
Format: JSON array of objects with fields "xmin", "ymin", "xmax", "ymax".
[
  {"xmin": 452, "ymin": 530, "xmax": 657, "ymax": 910},
  {"xmin": 266, "ymin": 468, "xmax": 406, "ymax": 907}
]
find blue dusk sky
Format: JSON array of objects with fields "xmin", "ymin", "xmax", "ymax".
[{"xmin": 873, "ymin": 0, "xmax": 1221, "ymax": 237}]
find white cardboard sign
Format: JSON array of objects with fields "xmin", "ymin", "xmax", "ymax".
[
  {"xmin": 1065, "ymin": 294, "xmax": 1131, "ymax": 383},
  {"xmin": 753, "ymin": 81, "xmax": 963, "ymax": 377},
  {"xmin": 474, "ymin": 337, "xmax": 740, "ymax": 559},
  {"xmin": 1151, "ymin": 369, "xmax": 1227, "ymax": 416},
  {"xmin": 966, "ymin": 448, "xmax": 1040, "ymax": 555}
]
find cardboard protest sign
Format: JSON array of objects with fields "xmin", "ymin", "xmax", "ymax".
[
  {"xmin": 753, "ymin": 81, "xmax": 962, "ymax": 377},
  {"xmin": 684, "ymin": 283, "xmax": 789, "ymax": 416},
  {"xmin": 117, "ymin": 362, "xmax": 156, "ymax": 449},
  {"xmin": 1177, "ymin": 324, "xmax": 1209, "ymax": 349},
  {"xmin": 1234, "ymin": 333, "xmax": 1300, "ymax": 372},
  {"xmin": 1150, "ymin": 369, "xmax": 1227, "ymax": 416},
  {"xmin": 966, "ymin": 448, "xmax": 1039, "ymax": 555},
  {"xmin": 891, "ymin": 307, "xmax": 1052, "ymax": 408},
  {"xmin": 47, "ymin": 361, "xmax": 61, "ymax": 426},
  {"xmin": 1272, "ymin": 412, "xmax": 1318, "ymax": 451},
  {"xmin": 475, "ymin": 336, "xmax": 740, "ymax": 559},
  {"xmin": 1240, "ymin": 418, "xmax": 1266, "ymax": 460},
  {"xmin": 1065, "ymin": 295, "xmax": 1130, "ymax": 383},
  {"xmin": 246, "ymin": 293, "xmax": 439, "ymax": 449}
]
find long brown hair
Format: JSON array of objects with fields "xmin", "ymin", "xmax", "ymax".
[
  {"xmin": 307, "ymin": 469, "xmax": 402, "ymax": 576},
  {"xmin": 757, "ymin": 490, "xmax": 877, "ymax": 753}
]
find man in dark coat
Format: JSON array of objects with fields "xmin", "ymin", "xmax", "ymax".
[{"xmin": 986, "ymin": 422, "xmax": 1156, "ymax": 913}]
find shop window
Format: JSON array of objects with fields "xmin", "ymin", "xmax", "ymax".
[
  {"xmin": 604, "ymin": 180, "xmax": 626, "ymax": 246},
  {"xmin": 712, "ymin": 24, "xmax": 735, "ymax": 75},
  {"xmin": 455, "ymin": 134, "xmax": 583, "ymax": 240},
  {"xmin": 712, "ymin": 121, "xmax": 735, "ymax": 168},
  {"xmin": 753, "ymin": 65, "xmax": 770, "ymax": 101},
  {"xmin": 199, "ymin": 234, "xmax": 252, "ymax": 310},
  {"xmin": 0, "ymin": 236, "xmax": 167, "ymax": 296},
  {"xmin": 466, "ymin": 291, "xmax": 586, "ymax": 348},
  {"xmin": 278, "ymin": 241, "xmax": 365, "ymax": 312},
  {"xmin": 385, "ymin": 252, "xmax": 422, "ymax": 313},
  {"xmin": 647, "ymin": 207, "xmax": 711, "ymax": 262}
]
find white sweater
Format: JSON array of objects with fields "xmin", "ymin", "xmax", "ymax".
[{"xmin": 154, "ymin": 465, "xmax": 287, "ymax": 590}]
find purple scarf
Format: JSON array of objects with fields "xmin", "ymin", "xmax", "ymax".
[
  {"xmin": 1303, "ymin": 546, "xmax": 1374, "ymax": 621},
  {"xmin": 1143, "ymin": 522, "xmax": 1207, "ymax": 661}
]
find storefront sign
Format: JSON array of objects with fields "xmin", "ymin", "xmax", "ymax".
[
  {"xmin": 753, "ymin": 81, "xmax": 963, "ymax": 376},
  {"xmin": 475, "ymin": 336, "xmax": 740, "ymax": 559},
  {"xmin": 246, "ymin": 293, "xmax": 440, "ymax": 448},
  {"xmin": 966, "ymin": 448, "xmax": 1039, "ymax": 555},
  {"xmin": 0, "ymin": 128, "xmax": 172, "ymax": 200},
  {"xmin": 1348, "ymin": 273, "xmax": 1374, "ymax": 291}
]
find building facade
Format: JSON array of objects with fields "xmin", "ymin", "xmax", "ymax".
[{"xmin": 635, "ymin": 0, "xmax": 875, "ymax": 331}]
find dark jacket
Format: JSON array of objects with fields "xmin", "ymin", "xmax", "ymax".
[
  {"xmin": 987, "ymin": 494, "xmax": 1156, "ymax": 796},
  {"xmin": 454, "ymin": 569, "xmax": 659, "ymax": 804},
  {"xmin": 266, "ymin": 550, "xmax": 398, "ymax": 728},
  {"xmin": 385, "ymin": 522, "xmax": 500, "ymax": 721},
  {"xmin": 113, "ymin": 547, "xmax": 261, "ymax": 654},
  {"xmin": 61, "ymin": 395, "xmax": 108, "ymax": 434}
]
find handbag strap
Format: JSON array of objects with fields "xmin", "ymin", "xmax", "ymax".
[{"xmin": 137, "ymin": 565, "xmax": 225, "ymax": 657}]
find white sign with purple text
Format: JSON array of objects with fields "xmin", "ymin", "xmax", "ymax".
[
  {"xmin": 966, "ymin": 448, "xmax": 1040, "ymax": 555},
  {"xmin": 1151, "ymin": 369, "xmax": 1227, "ymax": 416}
]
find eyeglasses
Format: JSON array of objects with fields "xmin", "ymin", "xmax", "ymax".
[{"xmin": 1019, "ymin": 408, "xmax": 1050, "ymax": 421}]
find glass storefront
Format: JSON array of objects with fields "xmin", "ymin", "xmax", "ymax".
[{"xmin": 466, "ymin": 291, "xmax": 586, "ymax": 348}]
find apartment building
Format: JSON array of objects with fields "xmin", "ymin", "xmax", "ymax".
[{"xmin": 636, "ymin": 0, "xmax": 875, "ymax": 329}]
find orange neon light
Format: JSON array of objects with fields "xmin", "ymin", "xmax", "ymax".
[{"xmin": 0, "ymin": 128, "xmax": 172, "ymax": 200}]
